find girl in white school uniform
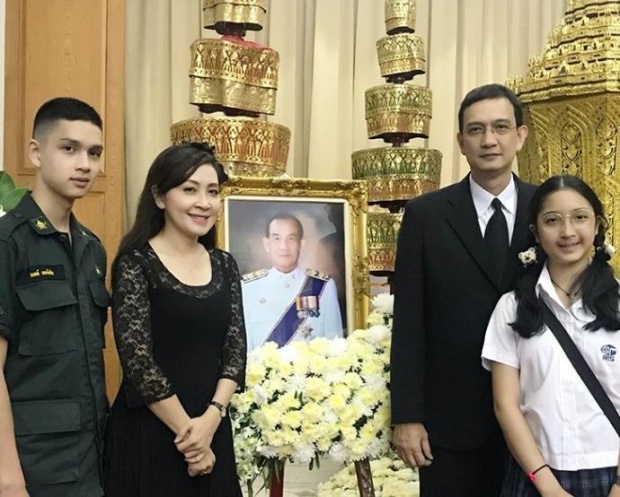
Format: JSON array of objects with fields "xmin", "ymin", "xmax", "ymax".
[{"xmin": 482, "ymin": 175, "xmax": 620, "ymax": 497}]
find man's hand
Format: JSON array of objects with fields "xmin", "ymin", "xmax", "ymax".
[{"xmin": 392, "ymin": 422, "xmax": 433, "ymax": 468}]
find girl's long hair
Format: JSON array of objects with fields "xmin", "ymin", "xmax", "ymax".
[{"xmin": 511, "ymin": 175, "xmax": 620, "ymax": 337}]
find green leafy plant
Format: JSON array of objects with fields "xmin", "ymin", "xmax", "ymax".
[{"xmin": 0, "ymin": 171, "xmax": 27, "ymax": 216}]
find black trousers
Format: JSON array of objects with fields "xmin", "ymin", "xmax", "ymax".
[{"xmin": 419, "ymin": 434, "xmax": 507, "ymax": 497}]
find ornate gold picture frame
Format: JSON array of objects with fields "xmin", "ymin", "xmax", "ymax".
[{"xmin": 217, "ymin": 176, "xmax": 369, "ymax": 351}]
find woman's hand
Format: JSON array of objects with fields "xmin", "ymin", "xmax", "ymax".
[
  {"xmin": 174, "ymin": 408, "xmax": 221, "ymax": 460},
  {"xmin": 187, "ymin": 447, "xmax": 216, "ymax": 477}
]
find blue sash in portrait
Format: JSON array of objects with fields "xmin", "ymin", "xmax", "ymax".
[{"xmin": 265, "ymin": 276, "xmax": 327, "ymax": 347}]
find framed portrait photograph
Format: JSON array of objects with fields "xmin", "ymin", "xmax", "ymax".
[{"xmin": 217, "ymin": 177, "xmax": 369, "ymax": 352}]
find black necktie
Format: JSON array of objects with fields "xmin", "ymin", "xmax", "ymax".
[{"xmin": 485, "ymin": 198, "xmax": 509, "ymax": 282}]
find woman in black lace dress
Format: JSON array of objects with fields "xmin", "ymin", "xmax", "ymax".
[{"xmin": 104, "ymin": 143, "xmax": 246, "ymax": 496}]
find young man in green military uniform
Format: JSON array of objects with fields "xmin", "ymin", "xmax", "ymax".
[{"xmin": 0, "ymin": 98, "xmax": 109, "ymax": 497}]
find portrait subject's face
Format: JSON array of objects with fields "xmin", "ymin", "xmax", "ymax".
[{"xmin": 263, "ymin": 218, "xmax": 303, "ymax": 273}]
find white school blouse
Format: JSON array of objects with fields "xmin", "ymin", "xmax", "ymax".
[{"xmin": 482, "ymin": 265, "xmax": 620, "ymax": 470}]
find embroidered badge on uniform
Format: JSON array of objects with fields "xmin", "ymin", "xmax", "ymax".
[
  {"xmin": 34, "ymin": 218, "xmax": 49, "ymax": 230},
  {"xmin": 601, "ymin": 344, "xmax": 617, "ymax": 362}
]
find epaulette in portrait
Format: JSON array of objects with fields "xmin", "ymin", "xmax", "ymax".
[
  {"xmin": 242, "ymin": 268, "xmax": 268, "ymax": 282},
  {"xmin": 305, "ymin": 268, "xmax": 330, "ymax": 281}
]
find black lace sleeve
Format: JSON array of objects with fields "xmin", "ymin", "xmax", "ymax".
[
  {"xmin": 219, "ymin": 250, "xmax": 247, "ymax": 389},
  {"xmin": 112, "ymin": 252, "xmax": 174, "ymax": 406}
]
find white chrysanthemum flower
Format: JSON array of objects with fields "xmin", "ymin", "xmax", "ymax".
[
  {"xmin": 328, "ymin": 442, "xmax": 348, "ymax": 462},
  {"xmin": 371, "ymin": 292, "xmax": 394, "ymax": 315},
  {"xmin": 0, "ymin": 206, "xmax": 6, "ymax": 218},
  {"xmin": 291, "ymin": 444, "xmax": 316, "ymax": 463},
  {"xmin": 369, "ymin": 324, "xmax": 390, "ymax": 343}
]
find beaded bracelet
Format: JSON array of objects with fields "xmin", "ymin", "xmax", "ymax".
[{"xmin": 527, "ymin": 464, "xmax": 550, "ymax": 482}]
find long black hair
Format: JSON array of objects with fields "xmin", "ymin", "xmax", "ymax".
[
  {"xmin": 511, "ymin": 175, "xmax": 620, "ymax": 337},
  {"xmin": 112, "ymin": 142, "xmax": 228, "ymax": 277}
]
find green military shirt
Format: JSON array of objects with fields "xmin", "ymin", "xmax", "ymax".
[{"xmin": 0, "ymin": 193, "xmax": 109, "ymax": 497}]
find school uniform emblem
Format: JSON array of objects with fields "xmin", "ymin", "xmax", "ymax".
[{"xmin": 601, "ymin": 344, "xmax": 616, "ymax": 362}]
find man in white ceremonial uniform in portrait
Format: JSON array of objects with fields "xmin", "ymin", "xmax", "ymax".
[{"xmin": 242, "ymin": 212, "xmax": 343, "ymax": 352}]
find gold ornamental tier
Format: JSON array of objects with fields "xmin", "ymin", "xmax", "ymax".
[
  {"xmin": 171, "ymin": 117, "xmax": 290, "ymax": 176},
  {"xmin": 203, "ymin": 0, "xmax": 266, "ymax": 33},
  {"xmin": 377, "ymin": 34, "xmax": 425, "ymax": 81},
  {"xmin": 367, "ymin": 210, "xmax": 403, "ymax": 273},
  {"xmin": 385, "ymin": 0, "xmax": 416, "ymax": 35},
  {"xmin": 510, "ymin": 1, "xmax": 620, "ymax": 102},
  {"xmin": 352, "ymin": 147, "xmax": 441, "ymax": 202},
  {"xmin": 365, "ymin": 84, "xmax": 432, "ymax": 141},
  {"xmin": 190, "ymin": 38, "xmax": 279, "ymax": 115}
]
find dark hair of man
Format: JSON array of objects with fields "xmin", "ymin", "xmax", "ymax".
[
  {"xmin": 510, "ymin": 175, "xmax": 620, "ymax": 337},
  {"xmin": 457, "ymin": 83, "xmax": 524, "ymax": 133},
  {"xmin": 32, "ymin": 97, "xmax": 103, "ymax": 139},
  {"xmin": 113, "ymin": 142, "xmax": 228, "ymax": 279},
  {"xmin": 264, "ymin": 212, "xmax": 304, "ymax": 239}
]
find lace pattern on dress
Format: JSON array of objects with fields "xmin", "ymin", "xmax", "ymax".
[{"xmin": 112, "ymin": 245, "xmax": 247, "ymax": 406}]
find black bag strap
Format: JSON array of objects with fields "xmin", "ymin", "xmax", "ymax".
[{"xmin": 539, "ymin": 298, "xmax": 620, "ymax": 437}]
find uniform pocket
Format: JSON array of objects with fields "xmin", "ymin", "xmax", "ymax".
[
  {"xmin": 16, "ymin": 280, "xmax": 78, "ymax": 355},
  {"xmin": 12, "ymin": 399, "xmax": 81, "ymax": 486},
  {"xmin": 88, "ymin": 280, "xmax": 110, "ymax": 348}
]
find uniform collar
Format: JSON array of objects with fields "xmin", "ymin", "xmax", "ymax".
[
  {"xmin": 17, "ymin": 192, "xmax": 93, "ymax": 240},
  {"xmin": 269, "ymin": 266, "xmax": 303, "ymax": 279}
]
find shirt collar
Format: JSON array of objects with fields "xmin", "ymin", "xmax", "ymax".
[
  {"xmin": 535, "ymin": 263, "xmax": 585, "ymax": 313},
  {"xmin": 469, "ymin": 174, "xmax": 517, "ymax": 217}
]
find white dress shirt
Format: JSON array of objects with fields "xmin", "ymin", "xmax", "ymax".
[
  {"xmin": 482, "ymin": 265, "xmax": 620, "ymax": 470},
  {"xmin": 469, "ymin": 175, "xmax": 517, "ymax": 243}
]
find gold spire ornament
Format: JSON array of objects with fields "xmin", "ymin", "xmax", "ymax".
[
  {"xmin": 351, "ymin": 0, "xmax": 442, "ymax": 273},
  {"xmin": 510, "ymin": 0, "xmax": 620, "ymax": 270},
  {"xmin": 377, "ymin": 33, "xmax": 425, "ymax": 82},
  {"xmin": 203, "ymin": 0, "xmax": 267, "ymax": 34},
  {"xmin": 189, "ymin": 38, "xmax": 279, "ymax": 116},
  {"xmin": 385, "ymin": 0, "xmax": 416, "ymax": 35},
  {"xmin": 365, "ymin": 84, "xmax": 432, "ymax": 141},
  {"xmin": 173, "ymin": 0, "xmax": 291, "ymax": 178},
  {"xmin": 367, "ymin": 207, "xmax": 403, "ymax": 273},
  {"xmin": 171, "ymin": 117, "xmax": 290, "ymax": 177},
  {"xmin": 352, "ymin": 147, "xmax": 441, "ymax": 202}
]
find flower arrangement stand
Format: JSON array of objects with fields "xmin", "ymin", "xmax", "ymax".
[
  {"xmin": 354, "ymin": 458, "xmax": 376, "ymax": 497},
  {"xmin": 269, "ymin": 464, "xmax": 285, "ymax": 497}
]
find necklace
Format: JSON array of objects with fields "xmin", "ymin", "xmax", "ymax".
[{"xmin": 550, "ymin": 278, "xmax": 580, "ymax": 303}]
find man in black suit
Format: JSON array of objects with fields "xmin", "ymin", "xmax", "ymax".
[{"xmin": 390, "ymin": 83, "xmax": 536, "ymax": 496}]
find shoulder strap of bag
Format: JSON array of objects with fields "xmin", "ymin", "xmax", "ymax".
[{"xmin": 539, "ymin": 298, "xmax": 620, "ymax": 437}]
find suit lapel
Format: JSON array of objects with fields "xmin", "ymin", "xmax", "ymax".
[
  {"xmin": 446, "ymin": 176, "xmax": 498, "ymax": 287},
  {"xmin": 501, "ymin": 177, "xmax": 532, "ymax": 290}
]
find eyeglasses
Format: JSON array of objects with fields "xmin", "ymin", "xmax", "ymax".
[
  {"xmin": 463, "ymin": 122, "xmax": 517, "ymax": 137},
  {"xmin": 538, "ymin": 209, "xmax": 596, "ymax": 232}
]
